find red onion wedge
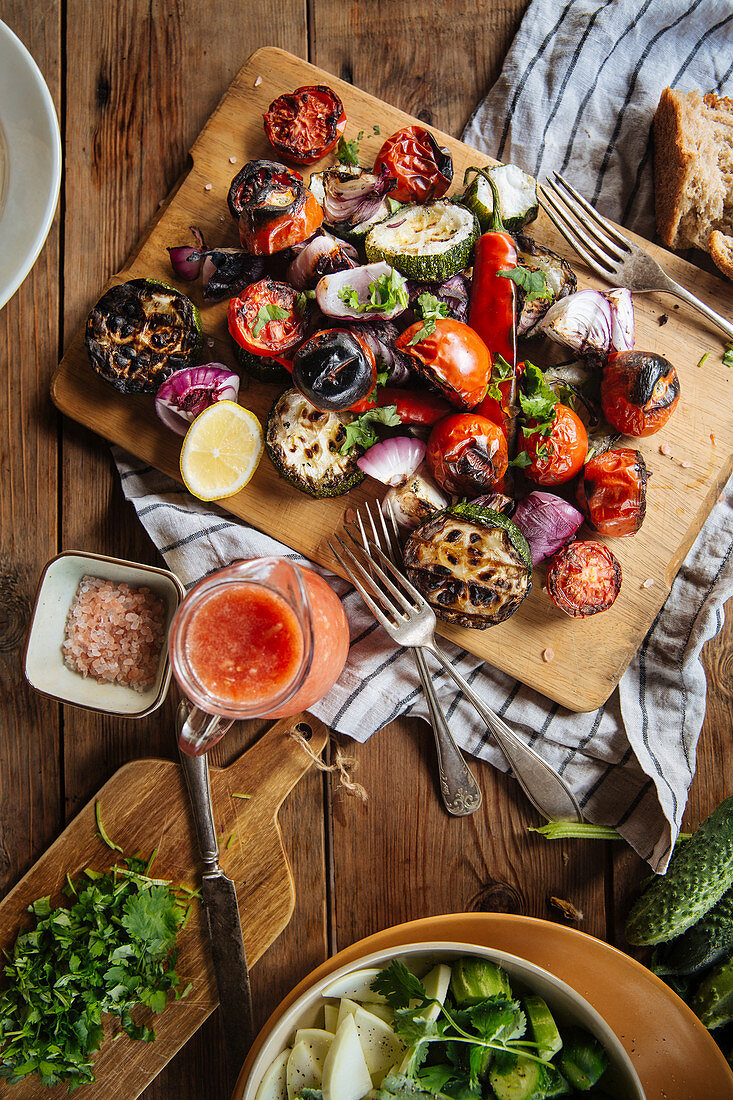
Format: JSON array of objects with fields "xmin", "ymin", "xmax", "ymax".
[
  {"xmin": 383, "ymin": 464, "xmax": 449, "ymax": 528},
  {"xmin": 512, "ymin": 491, "xmax": 584, "ymax": 566},
  {"xmin": 606, "ymin": 287, "xmax": 635, "ymax": 352},
  {"xmin": 168, "ymin": 226, "xmax": 206, "ymax": 281},
  {"xmin": 537, "ymin": 288, "xmax": 635, "ymax": 357},
  {"xmin": 155, "ymin": 365, "xmax": 240, "ymax": 436},
  {"xmin": 357, "ymin": 436, "xmax": 426, "ymax": 486},
  {"xmin": 287, "ymin": 232, "xmax": 358, "ymax": 290},
  {"xmin": 316, "ymin": 262, "xmax": 409, "ymax": 321}
]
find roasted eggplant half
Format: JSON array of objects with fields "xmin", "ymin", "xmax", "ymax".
[
  {"xmin": 514, "ymin": 233, "xmax": 577, "ymax": 337},
  {"xmin": 404, "ymin": 502, "xmax": 532, "ymax": 629},
  {"xmin": 265, "ymin": 388, "xmax": 365, "ymax": 498},
  {"xmin": 85, "ymin": 278, "xmax": 202, "ymax": 394}
]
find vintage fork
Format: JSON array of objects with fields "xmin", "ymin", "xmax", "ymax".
[
  {"xmin": 329, "ymin": 525, "xmax": 583, "ymax": 823},
  {"xmin": 348, "ymin": 502, "xmax": 482, "ymax": 817},
  {"xmin": 540, "ymin": 171, "xmax": 733, "ymax": 341}
]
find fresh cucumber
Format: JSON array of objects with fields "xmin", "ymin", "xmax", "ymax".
[
  {"xmin": 365, "ymin": 201, "xmax": 478, "ymax": 282},
  {"xmin": 652, "ymin": 885, "xmax": 733, "ymax": 977},
  {"xmin": 524, "ymin": 995, "xmax": 563, "ymax": 1061},
  {"xmin": 488, "ymin": 1052, "xmax": 550, "ymax": 1100},
  {"xmin": 625, "ymin": 797, "xmax": 733, "ymax": 945},
  {"xmin": 462, "ymin": 163, "xmax": 539, "ymax": 232},
  {"xmin": 558, "ymin": 1028, "xmax": 608, "ymax": 1092},
  {"xmin": 449, "ymin": 957, "xmax": 513, "ymax": 1006},
  {"xmin": 691, "ymin": 953, "xmax": 733, "ymax": 1029}
]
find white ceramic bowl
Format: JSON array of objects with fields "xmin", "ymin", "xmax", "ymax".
[
  {"xmin": 0, "ymin": 20, "xmax": 62, "ymax": 310},
  {"xmin": 24, "ymin": 551, "xmax": 184, "ymax": 718},
  {"xmin": 241, "ymin": 941, "xmax": 646, "ymax": 1100}
]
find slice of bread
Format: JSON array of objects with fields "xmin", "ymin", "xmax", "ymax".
[{"xmin": 653, "ymin": 88, "xmax": 733, "ymax": 278}]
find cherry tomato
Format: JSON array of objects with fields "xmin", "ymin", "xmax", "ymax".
[
  {"xmin": 264, "ymin": 85, "xmax": 347, "ymax": 165},
  {"xmin": 427, "ymin": 414, "xmax": 508, "ymax": 495},
  {"xmin": 522, "ymin": 404, "xmax": 588, "ymax": 485},
  {"xmin": 227, "ymin": 278, "xmax": 307, "ymax": 357},
  {"xmin": 228, "ymin": 160, "xmax": 323, "ymax": 254},
  {"xmin": 373, "ymin": 125, "xmax": 453, "ymax": 202},
  {"xmin": 395, "ymin": 319, "xmax": 492, "ymax": 409},
  {"xmin": 601, "ymin": 350, "xmax": 680, "ymax": 437},
  {"xmin": 577, "ymin": 448, "xmax": 648, "ymax": 537},
  {"xmin": 546, "ymin": 541, "xmax": 622, "ymax": 618},
  {"xmin": 292, "ymin": 329, "xmax": 376, "ymax": 412}
]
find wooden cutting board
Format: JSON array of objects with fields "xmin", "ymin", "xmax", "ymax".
[
  {"xmin": 0, "ymin": 713, "xmax": 328, "ymax": 1099},
  {"xmin": 51, "ymin": 46, "xmax": 733, "ymax": 712}
]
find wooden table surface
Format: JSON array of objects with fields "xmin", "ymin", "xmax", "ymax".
[{"xmin": 1, "ymin": 3, "xmax": 731, "ymax": 1098}]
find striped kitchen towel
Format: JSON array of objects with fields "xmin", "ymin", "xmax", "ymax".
[{"xmin": 116, "ymin": 0, "xmax": 733, "ymax": 871}]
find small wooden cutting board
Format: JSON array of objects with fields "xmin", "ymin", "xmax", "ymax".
[{"xmin": 0, "ymin": 713, "xmax": 328, "ymax": 1099}]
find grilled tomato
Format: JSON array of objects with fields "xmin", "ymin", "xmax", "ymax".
[
  {"xmin": 404, "ymin": 502, "xmax": 532, "ymax": 629},
  {"xmin": 292, "ymin": 329, "xmax": 376, "ymax": 412},
  {"xmin": 85, "ymin": 279, "xmax": 201, "ymax": 394},
  {"xmin": 522, "ymin": 403, "xmax": 588, "ymax": 486},
  {"xmin": 396, "ymin": 318, "xmax": 491, "ymax": 409},
  {"xmin": 546, "ymin": 540, "xmax": 622, "ymax": 618},
  {"xmin": 228, "ymin": 278, "xmax": 307, "ymax": 358},
  {"xmin": 601, "ymin": 350, "xmax": 680, "ymax": 437},
  {"xmin": 427, "ymin": 414, "xmax": 508, "ymax": 495},
  {"xmin": 577, "ymin": 448, "xmax": 648, "ymax": 537},
  {"xmin": 263, "ymin": 85, "xmax": 346, "ymax": 165},
  {"xmin": 374, "ymin": 125, "xmax": 453, "ymax": 203},
  {"xmin": 228, "ymin": 159, "xmax": 323, "ymax": 254}
]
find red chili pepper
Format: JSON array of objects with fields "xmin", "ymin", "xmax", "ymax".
[
  {"xmin": 350, "ymin": 386, "xmax": 453, "ymax": 424},
  {"xmin": 467, "ymin": 170, "xmax": 518, "ymax": 443}
]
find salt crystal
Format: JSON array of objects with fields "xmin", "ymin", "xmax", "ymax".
[
  {"xmin": 204, "ymin": 183, "xmax": 212, "ymax": 191},
  {"xmin": 254, "ymin": 75, "xmax": 262, "ymax": 86},
  {"xmin": 229, "ymin": 155, "xmax": 236, "ymax": 164},
  {"xmin": 680, "ymin": 461, "xmax": 692, "ymax": 469},
  {"xmin": 641, "ymin": 578, "xmax": 655, "ymax": 589},
  {"xmin": 543, "ymin": 648, "xmax": 554, "ymax": 663},
  {"xmin": 659, "ymin": 443, "xmax": 672, "ymax": 456}
]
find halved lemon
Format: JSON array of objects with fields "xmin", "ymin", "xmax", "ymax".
[{"xmin": 180, "ymin": 401, "xmax": 264, "ymax": 501}]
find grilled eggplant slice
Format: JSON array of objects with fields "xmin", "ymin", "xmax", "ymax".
[
  {"xmin": 514, "ymin": 233, "xmax": 577, "ymax": 336},
  {"xmin": 404, "ymin": 502, "xmax": 532, "ymax": 629},
  {"xmin": 265, "ymin": 388, "xmax": 365, "ymax": 498},
  {"xmin": 85, "ymin": 279, "xmax": 202, "ymax": 394}
]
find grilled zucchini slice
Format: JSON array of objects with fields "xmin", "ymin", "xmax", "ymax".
[
  {"xmin": 463, "ymin": 163, "xmax": 539, "ymax": 232},
  {"xmin": 514, "ymin": 233, "xmax": 577, "ymax": 336},
  {"xmin": 365, "ymin": 202, "xmax": 479, "ymax": 282},
  {"xmin": 404, "ymin": 502, "xmax": 532, "ymax": 629},
  {"xmin": 265, "ymin": 388, "xmax": 365, "ymax": 498},
  {"xmin": 85, "ymin": 278, "xmax": 202, "ymax": 394}
]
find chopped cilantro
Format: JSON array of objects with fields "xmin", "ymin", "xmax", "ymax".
[
  {"xmin": 408, "ymin": 292, "xmax": 450, "ymax": 344},
  {"xmin": 373, "ymin": 124, "xmax": 381, "ymax": 135},
  {"xmin": 252, "ymin": 303, "xmax": 289, "ymax": 337},
  {"xmin": 337, "ymin": 268, "xmax": 409, "ymax": 315},
  {"xmin": 518, "ymin": 361, "xmax": 558, "ymax": 427},
  {"xmin": 336, "ymin": 131, "xmax": 364, "ymax": 166},
  {"xmin": 498, "ymin": 266, "xmax": 551, "ymax": 304},
  {"xmin": 723, "ymin": 343, "xmax": 733, "ymax": 368},
  {"xmin": 697, "ymin": 351, "xmax": 709, "ymax": 368},
  {"xmin": 340, "ymin": 405, "xmax": 401, "ymax": 454},
  {"xmin": 485, "ymin": 352, "xmax": 515, "ymax": 401}
]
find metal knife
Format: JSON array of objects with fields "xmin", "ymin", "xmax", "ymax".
[{"xmin": 177, "ymin": 700, "xmax": 254, "ymax": 1092}]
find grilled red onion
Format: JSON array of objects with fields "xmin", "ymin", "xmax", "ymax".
[
  {"xmin": 537, "ymin": 288, "xmax": 635, "ymax": 357},
  {"xmin": 155, "ymin": 365, "xmax": 240, "ymax": 436},
  {"xmin": 357, "ymin": 437, "xmax": 426, "ymax": 486},
  {"xmin": 513, "ymin": 491, "xmax": 584, "ymax": 566},
  {"xmin": 322, "ymin": 165, "xmax": 396, "ymax": 227},
  {"xmin": 348, "ymin": 319, "xmax": 412, "ymax": 384},
  {"xmin": 168, "ymin": 227, "xmax": 207, "ymax": 281},
  {"xmin": 383, "ymin": 464, "xmax": 449, "ymax": 528},
  {"xmin": 407, "ymin": 272, "xmax": 472, "ymax": 323},
  {"xmin": 316, "ymin": 263, "xmax": 408, "ymax": 321},
  {"xmin": 286, "ymin": 232, "xmax": 359, "ymax": 290}
]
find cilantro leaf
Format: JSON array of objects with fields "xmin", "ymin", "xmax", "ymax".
[
  {"xmin": 498, "ymin": 266, "xmax": 551, "ymax": 304},
  {"xmin": 338, "ymin": 268, "xmax": 409, "ymax": 315},
  {"xmin": 518, "ymin": 362, "xmax": 558, "ymax": 426},
  {"xmin": 723, "ymin": 343, "xmax": 733, "ymax": 368},
  {"xmin": 377, "ymin": 1072, "xmax": 438, "ymax": 1098},
  {"xmin": 508, "ymin": 450, "xmax": 532, "ymax": 469},
  {"xmin": 485, "ymin": 353, "xmax": 515, "ymax": 401},
  {"xmin": 252, "ymin": 303, "xmax": 289, "ymax": 337},
  {"xmin": 336, "ymin": 131, "xmax": 364, "ymax": 166},
  {"xmin": 408, "ymin": 292, "xmax": 451, "ymax": 344},
  {"xmin": 417, "ymin": 1064, "xmax": 458, "ymax": 1092},
  {"xmin": 340, "ymin": 406, "xmax": 402, "ymax": 454},
  {"xmin": 468, "ymin": 999, "xmax": 526, "ymax": 1044},
  {"xmin": 370, "ymin": 959, "xmax": 430, "ymax": 1007}
]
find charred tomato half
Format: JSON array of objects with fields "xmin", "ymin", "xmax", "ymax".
[
  {"xmin": 427, "ymin": 413, "xmax": 508, "ymax": 495},
  {"xmin": 228, "ymin": 159, "xmax": 323, "ymax": 254},
  {"xmin": 577, "ymin": 448, "xmax": 648, "ymax": 537},
  {"xmin": 374, "ymin": 125, "xmax": 453, "ymax": 203},
  {"xmin": 546, "ymin": 540, "xmax": 622, "ymax": 618},
  {"xmin": 601, "ymin": 350, "xmax": 680, "ymax": 437},
  {"xmin": 264, "ymin": 85, "xmax": 346, "ymax": 165},
  {"xmin": 292, "ymin": 329, "xmax": 376, "ymax": 412}
]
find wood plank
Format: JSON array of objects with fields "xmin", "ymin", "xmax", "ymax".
[
  {"xmin": 0, "ymin": 1, "xmax": 63, "ymax": 895},
  {"xmin": 51, "ymin": 46, "xmax": 733, "ymax": 713},
  {"xmin": 0, "ymin": 714, "xmax": 328, "ymax": 1100}
]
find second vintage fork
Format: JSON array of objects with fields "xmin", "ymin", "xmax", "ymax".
[
  {"xmin": 349, "ymin": 503, "xmax": 482, "ymax": 817},
  {"xmin": 540, "ymin": 171, "xmax": 733, "ymax": 341},
  {"xmin": 330, "ymin": 517, "xmax": 583, "ymax": 823}
]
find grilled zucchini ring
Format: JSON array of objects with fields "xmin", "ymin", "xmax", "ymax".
[{"xmin": 265, "ymin": 388, "xmax": 365, "ymax": 498}]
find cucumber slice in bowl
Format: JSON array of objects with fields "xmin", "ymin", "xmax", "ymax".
[
  {"xmin": 463, "ymin": 162, "xmax": 539, "ymax": 232},
  {"xmin": 365, "ymin": 201, "xmax": 479, "ymax": 282}
]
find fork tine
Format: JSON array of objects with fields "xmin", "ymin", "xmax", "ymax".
[
  {"xmin": 374, "ymin": 501, "xmax": 401, "ymax": 565},
  {"xmin": 384, "ymin": 498, "xmax": 403, "ymax": 561},
  {"xmin": 357, "ymin": 533, "xmax": 433, "ymax": 613},
  {"xmin": 328, "ymin": 538, "xmax": 396, "ymax": 630},
  {"xmin": 343, "ymin": 526, "xmax": 418, "ymax": 615},
  {"xmin": 539, "ymin": 186, "xmax": 617, "ymax": 276},
  {"xmin": 552, "ymin": 172, "xmax": 632, "ymax": 253},
  {"xmin": 545, "ymin": 175, "xmax": 627, "ymax": 261}
]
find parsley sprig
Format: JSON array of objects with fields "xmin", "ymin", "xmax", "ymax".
[
  {"xmin": 336, "ymin": 131, "xmax": 364, "ymax": 166},
  {"xmin": 0, "ymin": 807, "xmax": 192, "ymax": 1091},
  {"xmin": 252, "ymin": 303, "xmax": 289, "ymax": 337},
  {"xmin": 498, "ymin": 266, "xmax": 551, "ymax": 304},
  {"xmin": 408, "ymin": 293, "xmax": 451, "ymax": 345},
  {"xmin": 338, "ymin": 268, "xmax": 409, "ymax": 315},
  {"xmin": 340, "ymin": 406, "xmax": 401, "ymax": 454}
]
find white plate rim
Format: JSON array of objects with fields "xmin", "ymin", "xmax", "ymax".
[{"xmin": 0, "ymin": 19, "xmax": 62, "ymax": 311}]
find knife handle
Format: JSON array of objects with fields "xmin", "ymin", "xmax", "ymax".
[{"xmin": 177, "ymin": 703, "xmax": 220, "ymax": 869}]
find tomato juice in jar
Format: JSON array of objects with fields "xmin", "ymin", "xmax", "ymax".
[{"xmin": 169, "ymin": 558, "xmax": 349, "ymax": 754}]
